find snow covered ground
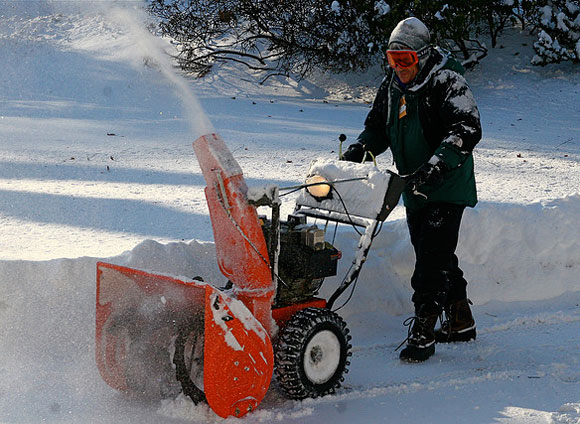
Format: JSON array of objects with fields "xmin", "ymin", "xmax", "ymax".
[{"xmin": 1, "ymin": 2, "xmax": 580, "ymax": 423}]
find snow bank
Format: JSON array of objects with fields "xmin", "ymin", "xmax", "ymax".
[{"xmin": 461, "ymin": 196, "xmax": 580, "ymax": 304}]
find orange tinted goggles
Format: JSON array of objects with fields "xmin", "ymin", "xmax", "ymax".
[{"xmin": 386, "ymin": 50, "xmax": 419, "ymax": 69}]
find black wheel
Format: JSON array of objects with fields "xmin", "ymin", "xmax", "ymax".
[
  {"xmin": 274, "ymin": 307, "xmax": 352, "ymax": 399},
  {"xmin": 173, "ymin": 317, "xmax": 206, "ymax": 404}
]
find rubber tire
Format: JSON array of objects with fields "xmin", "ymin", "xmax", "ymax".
[
  {"xmin": 173, "ymin": 319, "xmax": 206, "ymax": 404},
  {"xmin": 274, "ymin": 307, "xmax": 352, "ymax": 400}
]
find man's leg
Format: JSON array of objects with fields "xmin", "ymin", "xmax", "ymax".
[
  {"xmin": 408, "ymin": 203, "xmax": 465, "ymax": 308},
  {"xmin": 406, "ymin": 203, "xmax": 476, "ymax": 342},
  {"xmin": 400, "ymin": 203, "xmax": 469, "ymax": 361}
]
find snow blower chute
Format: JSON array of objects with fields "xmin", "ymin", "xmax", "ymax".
[{"xmin": 96, "ymin": 133, "xmax": 405, "ymax": 418}]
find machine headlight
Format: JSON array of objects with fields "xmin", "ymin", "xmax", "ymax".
[{"xmin": 305, "ymin": 175, "xmax": 332, "ymax": 199}]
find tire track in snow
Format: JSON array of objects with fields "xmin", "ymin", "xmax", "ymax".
[
  {"xmin": 479, "ymin": 310, "xmax": 580, "ymax": 335},
  {"xmin": 295, "ymin": 369, "xmax": 522, "ymax": 406}
]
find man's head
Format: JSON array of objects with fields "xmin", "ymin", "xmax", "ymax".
[
  {"xmin": 388, "ymin": 17, "xmax": 430, "ymax": 51},
  {"xmin": 387, "ymin": 17, "xmax": 431, "ymax": 84}
]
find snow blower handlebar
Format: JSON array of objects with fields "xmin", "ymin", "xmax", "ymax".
[{"xmin": 293, "ymin": 160, "xmax": 406, "ymax": 310}]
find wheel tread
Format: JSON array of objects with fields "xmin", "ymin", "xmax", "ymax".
[{"xmin": 274, "ymin": 307, "xmax": 351, "ymax": 400}]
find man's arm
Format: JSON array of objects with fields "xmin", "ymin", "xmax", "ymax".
[
  {"xmin": 430, "ymin": 69, "xmax": 482, "ymax": 169},
  {"xmin": 342, "ymin": 75, "xmax": 392, "ymax": 162}
]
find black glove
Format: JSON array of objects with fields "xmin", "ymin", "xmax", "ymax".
[
  {"xmin": 341, "ymin": 143, "xmax": 368, "ymax": 162},
  {"xmin": 406, "ymin": 158, "xmax": 447, "ymax": 193}
]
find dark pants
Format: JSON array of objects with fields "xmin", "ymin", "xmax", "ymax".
[{"xmin": 406, "ymin": 203, "xmax": 468, "ymax": 314}]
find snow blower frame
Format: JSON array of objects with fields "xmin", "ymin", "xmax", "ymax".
[{"xmin": 96, "ymin": 133, "xmax": 405, "ymax": 418}]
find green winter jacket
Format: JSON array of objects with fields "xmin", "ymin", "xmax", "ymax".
[{"xmin": 351, "ymin": 48, "xmax": 481, "ymax": 210}]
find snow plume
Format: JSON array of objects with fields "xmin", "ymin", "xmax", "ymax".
[
  {"xmin": 12, "ymin": 0, "xmax": 215, "ymax": 138},
  {"xmin": 105, "ymin": 4, "xmax": 214, "ymax": 139}
]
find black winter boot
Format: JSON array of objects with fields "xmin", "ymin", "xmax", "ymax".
[
  {"xmin": 435, "ymin": 299, "xmax": 476, "ymax": 343},
  {"xmin": 399, "ymin": 306, "xmax": 439, "ymax": 362}
]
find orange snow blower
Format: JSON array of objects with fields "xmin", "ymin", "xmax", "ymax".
[{"xmin": 96, "ymin": 133, "xmax": 405, "ymax": 418}]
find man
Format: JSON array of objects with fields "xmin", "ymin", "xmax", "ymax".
[{"xmin": 342, "ymin": 17, "xmax": 481, "ymax": 362}]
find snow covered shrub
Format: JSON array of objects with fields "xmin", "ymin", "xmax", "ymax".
[
  {"xmin": 408, "ymin": 0, "xmax": 490, "ymax": 63},
  {"xmin": 532, "ymin": 0, "xmax": 580, "ymax": 65},
  {"xmin": 147, "ymin": 0, "xmax": 397, "ymax": 81},
  {"xmin": 147, "ymin": 0, "xmax": 533, "ymax": 79}
]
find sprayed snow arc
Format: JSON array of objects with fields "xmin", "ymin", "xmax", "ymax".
[{"xmin": 0, "ymin": 2, "xmax": 580, "ymax": 423}]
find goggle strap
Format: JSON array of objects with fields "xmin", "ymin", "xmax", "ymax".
[{"xmin": 416, "ymin": 45, "xmax": 431, "ymax": 58}]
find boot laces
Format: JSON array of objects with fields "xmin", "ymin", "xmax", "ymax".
[
  {"xmin": 395, "ymin": 316, "xmax": 416, "ymax": 351},
  {"xmin": 396, "ymin": 313, "xmax": 443, "ymax": 351}
]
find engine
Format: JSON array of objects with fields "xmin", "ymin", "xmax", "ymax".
[{"xmin": 260, "ymin": 214, "xmax": 341, "ymax": 307}]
